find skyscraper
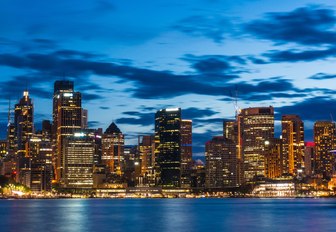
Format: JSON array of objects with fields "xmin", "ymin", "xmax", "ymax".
[
  {"xmin": 101, "ymin": 122, "xmax": 124, "ymax": 176},
  {"xmin": 138, "ymin": 135, "xmax": 156, "ymax": 186},
  {"xmin": 53, "ymin": 80, "xmax": 82, "ymax": 183},
  {"xmin": 281, "ymin": 115, "xmax": 304, "ymax": 175},
  {"xmin": 265, "ymin": 138, "xmax": 282, "ymax": 179},
  {"xmin": 205, "ymin": 136, "xmax": 237, "ymax": 188},
  {"xmin": 63, "ymin": 130, "xmax": 95, "ymax": 188},
  {"xmin": 304, "ymin": 142, "xmax": 315, "ymax": 176},
  {"xmin": 14, "ymin": 90, "xmax": 34, "ymax": 157},
  {"xmin": 180, "ymin": 119, "xmax": 192, "ymax": 187},
  {"xmin": 155, "ymin": 108, "xmax": 181, "ymax": 188},
  {"xmin": 223, "ymin": 119, "xmax": 243, "ymax": 185},
  {"xmin": 81, "ymin": 108, "xmax": 88, "ymax": 129},
  {"xmin": 239, "ymin": 106, "xmax": 274, "ymax": 182},
  {"xmin": 314, "ymin": 121, "xmax": 336, "ymax": 179},
  {"xmin": 26, "ymin": 134, "xmax": 53, "ymax": 192}
]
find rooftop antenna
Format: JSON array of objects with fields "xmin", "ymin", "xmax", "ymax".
[
  {"xmin": 231, "ymin": 85, "xmax": 239, "ymax": 119},
  {"xmin": 7, "ymin": 98, "xmax": 11, "ymax": 126}
]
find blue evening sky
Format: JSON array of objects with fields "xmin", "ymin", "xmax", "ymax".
[{"xmin": 1, "ymin": 0, "xmax": 336, "ymax": 156}]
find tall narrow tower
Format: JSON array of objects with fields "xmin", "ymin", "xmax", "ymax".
[
  {"xmin": 281, "ymin": 115, "xmax": 304, "ymax": 175},
  {"xmin": 314, "ymin": 121, "xmax": 336, "ymax": 179},
  {"xmin": 52, "ymin": 80, "xmax": 82, "ymax": 183},
  {"xmin": 155, "ymin": 108, "xmax": 181, "ymax": 188},
  {"xmin": 14, "ymin": 90, "xmax": 34, "ymax": 157}
]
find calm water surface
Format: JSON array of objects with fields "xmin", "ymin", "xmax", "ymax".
[{"xmin": 0, "ymin": 198, "xmax": 335, "ymax": 232}]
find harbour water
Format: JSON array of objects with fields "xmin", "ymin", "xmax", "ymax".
[{"xmin": 0, "ymin": 198, "xmax": 335, "ymax": 232}]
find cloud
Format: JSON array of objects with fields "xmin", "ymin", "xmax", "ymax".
[
  {"xmin": 263, "ymin": 47, "xmax": 336, "ymax": 63},
  {"xmin": 173, "ymin": 15, "xmax": 232, "ymax": 43},
  {"xmin": 116, "ymin": 107, "xmax": 219, "ymax": 127},
  {"xmin": 277, "ymin": 96, "xmax": 336, "ymax": 121},
  {"xmin": 308, "ymin": 72, "xmax": 336, "ymax": 80},
  {"xmin": 0, "ymin": 50, "xmax": 300, "ymax": 101},
  {"xmin": 88, "ymin": 121, "xmax": 101, "ymax": 128},
  {"xmin": 116, "ymin": 111, "xmax": 154, "ymax": 126},
  {"xmin": 245, "ymin": 6, "xmax": 336, "ymax": 46},
  {"xmin": 182, "ymin": 107, "xmax": 218, "ymax": 119}
]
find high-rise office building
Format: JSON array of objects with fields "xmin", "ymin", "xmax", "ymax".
[
  {"xmin": 281, "ymin": 115, "xmax": 304, "ymax": 175},
  {"xmin": 63, "ymin": 130, "xmax": 95, "ymax": 188},
  {"xmin": 223, "ymin": 119, "xmax": 243, "ymax": 185},
  {"xmin": 180, "ymin": 119, "xmax": 192, "ymax": 187},
  {"xmin": 304, "ymin": 142, "xmax": 315, "ymax": 176},
  {"xmin": 205, "ymin": 136, "xmax": 237, "ymax": 188},
  {"xmin": 25, "ymin": 134, "xmax": 53, "ymax": 192},
  {"xmin": 14, "ymin": 90, "xmax": 34, "ymax": 157},
  {"xmin": 223, "ymin": 120, "xmax": 238, "ymax": 143},
  {"xmin": 0, "ymin": 140, "xmax": 7, "ymax": 160},
  {"xmin": 239, "ymin": 106, "xmax": 274, "ymax": 182},
  {"xmin": 265, "ymin": 138, "xmax": 282, "ymax": 179},
  {"xmin": 314, "ymin": 121, "xmax": 336, "ymax": 179},
  {"xmin": 52, "ymin": 80, "xmax": 82, "ymax": 183},
  {"xmin": 101, "ymin": 122, "xmax": 124, "ymax": 176},
  {"xmin": 81, "ymin": 108, "xmax": 88, "ymax": 129},
  {"xmin": 7, "ymin": 123, "xmax": 15, "ymax": 156},
  {"xmin": 138, "ymin": 135, "xmax": 156, "ymax": 186},
  {"xmin": 155, "ymin": 108, "xmax": 181, "ymax": 188}
]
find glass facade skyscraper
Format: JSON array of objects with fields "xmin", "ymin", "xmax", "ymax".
[{"xmin": 155, "ymin": 108, "xmax": 181, "ymax": 188}]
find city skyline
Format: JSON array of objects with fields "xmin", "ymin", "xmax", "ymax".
[{"xmin": 1, "ymin": 1, "xmax": 336, "ymax": 157}]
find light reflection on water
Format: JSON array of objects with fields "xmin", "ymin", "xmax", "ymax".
[{"xmin": 0, "ymin": 198, "xmax": 335, "ymax": 232}]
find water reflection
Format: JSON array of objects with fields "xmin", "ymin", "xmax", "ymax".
[{"xmin": 0, "ymin": 198, "xmax": 335, "ymax": 232}]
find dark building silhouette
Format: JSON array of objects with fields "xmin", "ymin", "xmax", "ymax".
[
  {"xmin": 155, "ymin": 108, "xmax": 181, "ymax": 188},
  {"xmin": 180, "ymin": 119, "xmax": 192, "ymax": 187}
]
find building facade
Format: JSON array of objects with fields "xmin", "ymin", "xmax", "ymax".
[
  {"xmin": 281, "ymin": 115, "xmax": 304, "ymax": 175},
  {"xmin": 205, "ymin": 136, "xmax": 237, "ymax": 188},
  {"xmin": 180, "ymin": 119, "xmax": 192, "ymax": 187},
  {"xmin": 63, "ymin": 131, "xmax": 95, "ymax": 188},
  {"xmin": 314, "ymin": 121, "xmax": 336, "ymax": 179},
  {"xmin": 52, "ymin": 80, "xmax": 82, "ymax": 183},
  {"xmin": 155, "ymin": 108, "xmax": 181, "ymax": 188},
  {"xmin": 239, "ymin": 107, "xmax": 274, "ymax": 183},
  {"xmin": 101, "ymin": 122, "xmax": 124, "ymax": 176}
]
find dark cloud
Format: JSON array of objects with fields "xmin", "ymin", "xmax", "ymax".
[
  {"xmin": 182, "ymin": 107, "xmax": 218, "ymax": 119},
  {"xmin": 183, "ymin": 54, "xmax": 247, "ymax": 77},
  {"xmin": 308, "ymin": 72, "xmax": 336, "ymax": 80},
  {"xmin": 116, "ymin": 112, "xmax": 154, "ymax": 126},
  {"xmin": 100, "ymin": 106, "xmax": 110, "ymax": 110},
  {"xmin": 116, "ymin": 107, "xmax": 219, "ymax": 127},
  {"xmin": 246, "ymin": 6, "xmax": 336, "ymax": 46},
  {"xmin": 173, "ymin": 15, "xmax": 232, "ymax": 43},
  {"xmin": 263, "ymin": 47, "xmax": 336, "ymax": 63},
  {"xmin": 241, "ymin": 92, "xmax": 307, "ymax": 102},
  {"xmin": 52, "ymin": 50, "xmax": 100, "ymax": 59},
  {"xmin": 81, "ymin": 93, "xmax": 105, "ymax": 101},
  {"xmin": 88, "ymin": 121, "xmax": 101, "ymax": 128},
  {"xmin": 0, "ymin": 50, "xmax": 299, "ymax": 100},
  {"xmin": 277, "ymin": 97, "xmax": 336, "ymax": 121}
]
